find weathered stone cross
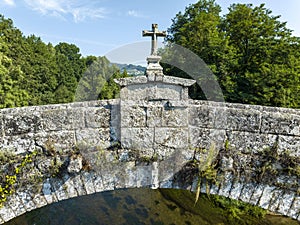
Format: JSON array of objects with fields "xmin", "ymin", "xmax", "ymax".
[{"xmin": 143, "ymin": 24, "xmax": 166, "ymax": 56}]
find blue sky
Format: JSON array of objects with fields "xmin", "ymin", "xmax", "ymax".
[{"xmin": 1, "ymin": 0, "xmax": 300, "ymax": 59}]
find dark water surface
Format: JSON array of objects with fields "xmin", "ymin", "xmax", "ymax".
[{"xmin": 5, "ymin": 189, "xmax": 300, "ymax": 225}]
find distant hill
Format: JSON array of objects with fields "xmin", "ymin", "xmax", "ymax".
[{"xmin": 113, "ymin": 63, "xmax": 146, "ymax": 76}]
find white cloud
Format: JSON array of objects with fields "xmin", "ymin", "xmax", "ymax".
[
  {"xmin": 127, "ymin": 10, "xmax": 146, "ymax": 18},
  {"xmin": 2, "ymin": 0, "xmax": 15, "ymax": 6},
  {"xmin": 24, "ymin": 0, "xmax": 107, "ymax": 22}
]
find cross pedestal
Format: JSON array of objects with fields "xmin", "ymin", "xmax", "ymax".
[{"xmin": 142, "ymin": 24, "xmax": 166, "ymax": 80}]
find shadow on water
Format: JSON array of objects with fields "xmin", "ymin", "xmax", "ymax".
[{"xmin": 5, "ymin": 188, "xmax": 300, "ymax": 225}]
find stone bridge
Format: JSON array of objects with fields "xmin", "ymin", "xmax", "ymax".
[{"xmin": 0, "ymin": 46, "xmax": 300, "ymax": 224}]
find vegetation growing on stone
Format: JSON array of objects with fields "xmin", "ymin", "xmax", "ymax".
[
  {"xmin": 194, "ymin": 142, "xmax": 219, "ymax": 203},
  {"xmin": 0, "ymin": 150, "xmax": 37, "ymax": 207}
]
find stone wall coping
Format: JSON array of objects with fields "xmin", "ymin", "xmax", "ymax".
[
  {"xmin": 0, "ymin": 99, "xmax": 299, "ymax": 116},
  {"xmin": 189, "ymin": 100, "xmax": 300, "ymax": 115},
  {"xmin": 114, "ymin": 75, "xmax": 196, "ymax": 87},
  {"xmin": 0, "ymin": 100, "xmax": 120, "ymax": 114},
  {"xmin": 120, "ymin": 99, "xmax": 189, "ymax": 107}
]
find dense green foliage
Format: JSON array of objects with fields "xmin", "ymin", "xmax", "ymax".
[
  {"xmin": 165, "ymin": 0, "xmax": 300, "ymax": 108},
  {"xmin": 75, "ymin": 56, "xmax": 128, "ymax": 101},
  {"xmin": 0, "ymin": 15, "xmax": 127, "ymax": 109},
  {"xmin": 1, "ymin": 0, "xmax": 300, "ymax": 109}
]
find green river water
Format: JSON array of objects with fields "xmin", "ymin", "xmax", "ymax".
[{"xmin": 4, "ymin": 189, "xmax": 300, "ymax": 225}]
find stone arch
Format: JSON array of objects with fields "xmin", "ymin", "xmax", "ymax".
[{"xmin": 1, "ymin": 153, "xmax": 299, "ymax": 224}]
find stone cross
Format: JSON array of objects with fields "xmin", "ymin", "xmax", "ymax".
[{"xmin": 143, "ymin": 24, "xmax": 166, "ymax": 56}]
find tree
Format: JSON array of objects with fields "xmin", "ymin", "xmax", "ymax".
[
  {"xmin": 75, "ymin": 56, "xmax": 123, "ymax": 101},
  {"xmin": 98, "ymin": 70, "xmax": 128, "ymax": 100},
  {"xmin": 53, "ymin": 42, "xmax": 85, "ymax": 103},
  {"xmin": 0, "ymin": 15, "xmax": 91, "ymax": 107},
  {"xmin": 22, "ymin": 35, "xmax": 59, "ymax": 105},
  {"xmin": 0, "ymin": 37, "xmax": 29, "ymax": 108},
  {"xmin": 164, "ymin": 0, "xmax": 236, "ymax": 100},
  {"xmin": 222, "ymin": 3, "xmax": 300, "ymax": 107},
  {"xmin": 165, "ymin": 0, "xmax": 300, "ymax": 108}
]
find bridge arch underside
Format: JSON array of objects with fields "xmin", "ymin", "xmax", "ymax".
[{"xmin": 0, "ymin": 146, "xmax": 299, "ymax": 224}]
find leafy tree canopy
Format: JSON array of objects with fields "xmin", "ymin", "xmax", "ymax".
[
  {"xmin": 0, "ymin": 14, "xmax": 127, "ymax": 109},
  {"xmin": 165, "ymin": 0, "xmax": 300, "ymax": 108}
]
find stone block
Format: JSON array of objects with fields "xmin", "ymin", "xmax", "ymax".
[
  {"xmin": 218, "ymin": 172, "xmax": 234, "ymax": 197},
  {"xmin": 210, "ymin": 184, "xmax": 220, "ymax": 195},
  {"xmin": 50, "ymin": 178, "xmax": 69, "ymax": 201},
  {"xmin": 179, "ymin": 148, "xmax": 195, "ymax": 161},
  {"xmin": 152, "ymin": 144, "xmax": 177, "ymax": 160},
  {"xmin": 0, "ymin": 205, "xmax": 16, "ymax": 222},
  {"xmin": 40, "ymin": 108, "xmax": 74, "ymax": 132},
  {"xmin": 227, "ymin": 132, "xmax": 278, "ymax": 154},
  {"xmin": 239, "ymin": 183, "xmax": 256, "ymax": 203},
  {"xmin": 162, "ymin": 76, "xmax": 196, "ymax": 87},
  {"xmin": 115, "ymin": 76, "xmax": 148, "ymax": 87},
  {"xmin": 67, "ymin": 154, "xmax": 83, "ymax": 173},
  {"xmin": 151, "ymin": 162, "xmax": 159, "ymax": 189},
  {"xmin": 62, "ymin": 175, "xmax": 79, "ymax": 199},
  {"xmin": 85, "ymin": 106, "xmax": 111, "ymax": 128},
  {"xmin": 182, "ymin": 87, "xmax": 189, "ymax": 100},
  {"xmin": 153, "ymin": 83, "xmax": 182, "ymax": 100},
  {"xmin": 76, "ymin": 128, "xmax": 110, "ymax": 149},
  {"xmin": 118, "ymin": 162, "xmax": 137, "ymax": 189},
  {"xmin": 35, "ymin": 130, "xmax": 76, "ymax": 153},
  {"xmin": 222, "ymin": 108, "xmax": 261, "ymax": 132},
  {"xmin": 155, "ymin": 128, "xmax": 188, "ymax": 148},
  {"xmin": 213, "ymin": 106, "xmax": 228, "ymax": 129},
  {"xmin": 31, "ymin": 193, "xmax": 48, "ymax": 210},
  {"xmin": 111, "ymin": 163, "xmax": 128, "ymax": 189},
  {"xmin": 71, "ymin": 175, "xmax": 87, "ymax": 196},
  {"xmin": 159, "ymin": 180, "xmax": 173, "ymax": 188},
  {"xmin": 110, "ymin": 103, "xmax": 121, "ymax": 142},
  {"xmin": 17, "ymin": 191, "xmax": 36, "ymax": 211},
  {"xmin": 42, "ymin": 178, "xmax": 58, "ymax": 204},
  {"xmin": 161, "ymin": 107, "xmax": 188, "ymax": 127},
  {"xmin": 67, "ymin": 107, "xmax": 86, "ymax": 129},
  {"xmin": 277, "ymin": 191, "xmax": 295, "ymax": 215},
  {"xmin": 249, "ymin": 184, "xmax": 265, "ymax": 205},
  {"xmin": 7, "ymin": 194, "xmax": 26, "ymax": 218},
  {"xmin": 146, "ymin": 106, "xmax": 163, "ymax": 127},
  {"xmin": 278, "ymin": 135, "xmax": 300, "ymax": 156},
  {"xmin": 93, "ymin": 174, "xmax": 105, "ymax": 193},
  {"xmin": 189, "ymin": 128, "xmax": 226, "ymax": 150},
  {"xmin": 100, "ymin": 170, "xmax": 115, "ymax": 191},
  {"xmin": 121, "ymin": 127, "xmax": 154, "ymax": 149},
  {"xmin": 258, "ymin": 185, "xmax": 275, "ymax": 209},
  {"xmin": 136, "ymin": 165, "xmax": 153, "ymax": 188},
  {"xmin": 0, "ymin": 133, "xmax": 36, "ymax": 154},
  {"xmin": 188, "ymin": 105, "xmax": 215, "ymax": 128},
  {"xmin": 287, "ymin": 196, "xmax": 300, "ymax": 220},
  {"xmin": 268, "ymin": 189, "xmax": 284, "ymax": 212},
  {"xmin": 261, "ymin": 112, "xmax": 300, "ymax": 136},
  {"xmin": 121, "ymin": 104, "xmax": 146, "ymax": 127},
  {"xmin": 229, "ymin": 181, "xmax": 243, "ymax": 200},
  {"xmin": 80, "ymin": 172, "xmax": 96, "ymax": 195},
  {"xmin": 121, "ymin": 84, "xmax": 148, "ymax": 100},
  {"xmin": 3, "ymin": 113, "xmax": 42, "ymax": 136},
  {"xmin": 158, "ymin": 158, "xmax": 176, "ymax": 185}
]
